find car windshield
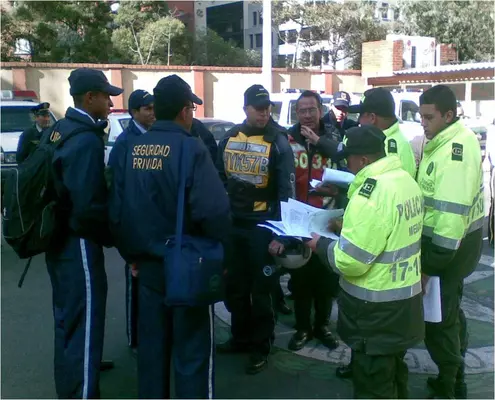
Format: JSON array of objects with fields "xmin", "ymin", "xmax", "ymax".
[
  {"xmin": 1, "ymin": 105, "xmax": 56, "ymax": 133},
  {"xmin": 203, "ymin": 121, "xmax": 235, "ymax": 141}
]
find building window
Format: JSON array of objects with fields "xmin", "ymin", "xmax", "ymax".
[
  {"xmin": 253, "ymin": 11, "xmax": 257, "ymax": 26},
  {"xmin": 287, "ymin": 29, "xmax": 297, "ymax": 44},
  {"xmin": 259, "ymin": 13, "xmax": 263, "ymax": 25},
  {"xmin": 255, "ymin": 33, "xmax": 262, "ymax": 48},
  {"xmin": 250, "ymin": 34, "xmax": 254, "ymax": 49},
  {"xmin": 278, "ymin": 31, "xmax": 286, "ymax": 45},
  {"xmin": 393, "ymin": 7, "xmax": 400, "ymax": 20},
  {"xmin": 380, "ymin": 2, "xmax": 389, "ymax": 20},
  {"xmin": 411, "ymin": 46, "xmax": 417, "ymax": 68}
]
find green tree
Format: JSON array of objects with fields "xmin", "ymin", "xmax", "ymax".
[
  {"xmin": 4, "ymin": 1, "xmax": 113, "ymax": 62},
  {"xmin": 395, "ymin": 0, "xmax": 495, "ymax": 62}
]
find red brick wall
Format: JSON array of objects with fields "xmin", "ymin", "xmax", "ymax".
[
  {"xmin": 440, "ymin": 44, "xmax": 458, "ymax": 65},
  {"xmin": 392, "ymin": 40, "xmax": 404, "ymax": 71}
]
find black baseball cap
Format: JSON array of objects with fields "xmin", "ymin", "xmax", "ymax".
[
  {"xmin": 153, "ymin": 74, "xmax": 203, "ymax": 106},
  {"xmin": 128, "ymin": 89, "xmax": 154, "ymax": 111},
  {"xmin": 348, "ymin": 88, "xmax": 395, "ymax": 118},
  {"xmin": 69, "ymin": 68, "xmax": 123, "ymax": 96},
  {"xmin": 244, "ymin": 84, "xmax": 273, "ymax": 108},
  {"xmin": 333, "ymin": 91, "xmax": 351, "ymax": 108},
  {"xmin": 337, "ymin": 125, "xmax": 386, "ymax": 159},
  {"xmin": 32, "ymin": 102, "xmax": 50, "ymax": 116}
]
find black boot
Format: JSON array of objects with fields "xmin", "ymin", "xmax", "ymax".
[
  {"xmin": 100, "ymin": 360, "xmax": 114, "ymax": 371},
  {"xmin": 216, "ymin": 339, "xmax": 251, "ymax": 354},
  {"xmin": 246, "ymin": 352, "xmax": 268, "ymax": 375},
  {"xmin": 313, "ymin": 325, "xmax": 339, "ymax": 350},
  {"xmin": 288, "ymin": 330, "xmax": 312, "ymax": 351},
  {"xmin": 454, "ymin": 362, "xmax": 467, "ymax": 399},
  {"xmin": 426, "ymin": 377, "xmax": 456, "ymax": 399}
]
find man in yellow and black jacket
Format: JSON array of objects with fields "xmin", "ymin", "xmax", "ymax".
[
  {"xmin": 216, "ymin": 84, "xmax": 296, "ymax": 375},
  {"xmin": 417, "ymin": 85, "xmax": 484, "ymax": 399},
  {"xmin": 307, "ymin": 125, "xmax": 424, "ymax": 399}
]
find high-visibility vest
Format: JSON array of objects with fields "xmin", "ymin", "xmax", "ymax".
[
  {"xmin": 326, "ymin": 156, "xmax": 424, "ymax": 302},
  {"xmin": 417, "ymin": 120, "xmax": 484, "ymax": 250},
  {"xmin": 383, "ymin": 121, "xmax": 417, "ymax": 178}
]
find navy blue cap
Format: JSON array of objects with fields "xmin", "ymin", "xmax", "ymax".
[
  {"xmin": 337, "ymin": 125, "xmax": 386, "ymax": 159},
  {"xmin": 153, "ymin": 74, "xmax": 202, "ymax": 106},
  {"xmin": 128, "ymin": 89, "xmax": 154, "ymax": 111},
  {"xmin": 348, "ymin": 88, "xmax": 395, "ymax": 118},
  {"xmin": 32, "ymin": 102, "xmax": 50, "ymax": 115},
  {"xmin": 244, "ymin": 84, "xmax": 272, "ymax": 108},
  {"xmin": 69, "ymin": 68, "xmax": 123, "ymax": 96},
  {"xmin": 333, "ymin": 91, "xmax": 351, "ymax": 108}
]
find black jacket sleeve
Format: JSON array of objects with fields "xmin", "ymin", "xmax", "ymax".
[
  {"xmin": 274, "ymin": 133, "xmax": 296, "ymax": 203},
  {"xmin": 189, "ymin": 138, "xmax": 231, "ymax": 243},
  {"xmin": 192, "ymin": 119, "xmax": 218, "ymax": 163},
  {"xmin": 16, "ymin": 127, "xmax": 37, "ymax": 164},
  {"xmin": 315, "ymin": 135, "xmax": 340, "ymax": 159}
]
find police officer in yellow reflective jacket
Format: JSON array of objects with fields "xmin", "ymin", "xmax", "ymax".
[
  {"xmin": 307, "ymin": 125, "xmax": 425, "ymax": 399},
  {"xmin": 349, "ymin": 88, "xmax": 417, "ymax": 178},
  {"xmin": 417, "ymin": 85, "xmax": 484, "ymax": 399}
]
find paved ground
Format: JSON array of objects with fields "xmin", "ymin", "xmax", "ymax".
[{"xmin": 1, "ymin": 232, "xmax": 493, "ymax": 399}]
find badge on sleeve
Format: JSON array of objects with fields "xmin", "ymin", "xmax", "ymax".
[
  {"xmin": 452, "ymin": 143, "xmax": 463, "ymax": 161},
  {"xmin": 387, "ymin": 139, "xmax": 398, "ymax": 154},
  {"xmin": 359, "ymin": 178, "xmax": 377, "ymax": 199},
  {"xmin": 426, "ymin": 162, "xmax": 434, "ymax": 176}
]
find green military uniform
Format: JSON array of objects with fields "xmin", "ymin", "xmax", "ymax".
[
  {"xmin": 317, "ymin": 126, "xmax": 424, "ymax": 398},
  {"xmin": 383, "ymin": 121, "xmax": 417, "ymax": 178},
  {"xmin": 417, "ymin": 119, "xmax": 484, "ymax": 398}
]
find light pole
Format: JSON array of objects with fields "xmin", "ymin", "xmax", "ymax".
[{"xmin": 262, "ymin": 0, "xmax": 272, "ymax": 93}]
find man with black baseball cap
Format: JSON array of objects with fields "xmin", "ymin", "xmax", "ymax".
[
  {"xmin": 322, "ymin": 90, "xmax": 359, "ymax": 140},
  {"xmin": 40, "ymin": 67, "xmax": 123, "ymax": 398},
  {"xmin": 16, "ymin": 102, "xmax": 53, "ymax": 163},
  {"xmin": 350, "ymin": 87, "xmax": 416, "ymax": 178},
  {"xmin": 108, "ymin": 74, "xmax": 231, "ymax": 399},
  {"xmin": 108, "ymin": 88, "xmax": 155, "ymax": 353},
  {"xmin": 216, "ymin": 84, "xmax": 296, "ymax": 375},
  {"xmin": 306, "ymin": 124, "xmax": 425, "ymax": 399}
]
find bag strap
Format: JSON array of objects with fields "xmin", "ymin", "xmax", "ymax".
[{"xmin": 173, "ymin": 138, "xmax": 190, "ymax": 259}]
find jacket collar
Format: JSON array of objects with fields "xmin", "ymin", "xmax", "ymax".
[
  {"xmin": 149, "ymin": 120, "xmax": 192, "ymax": 136},
  {"xmin": 383, "ymin": 120, "xmax": 400, "ymax": 138},
  {"xmin": 424, "ymin": 119, "xmax": 463, "ymax": 155},
  {"xmin": 348, "ymin": 156, "xmax": 402, "ymax": 198},
  {"xmin": 65, "ymin": 107, "xmax": 107, "ymax": 133}
]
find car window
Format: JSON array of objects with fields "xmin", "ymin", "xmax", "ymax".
[
  {"xmin": 271, "ymin": 101, "xmax": 282, "ymax": 123},
  {"xmin": 207, "ymin": 122, "xmax": 235, "ymax": 141},
  {"xmin": 289, "ymin": 100, "xmax": 298, "ymax": 125},
  {"xmin": 400, "ymin": 100, "xmax": 419, "ymax": 122},
  {"xmin": 1, "ymin": 106, "xmax": 56, "ymax": 133}
]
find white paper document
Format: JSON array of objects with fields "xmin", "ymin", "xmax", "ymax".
[
  {"xmin": 423, "ymin": 276, "xmax": 442, "ymax": 323},
  {"xmin": 322, "ymin": 168, "xmax": 355, "ymax": 187},
  {"xmin": 258, "ymin": 199, "xmax": 343, "ymax": 240}
]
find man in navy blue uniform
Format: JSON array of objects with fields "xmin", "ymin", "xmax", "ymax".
[
  {"xmin": 108, "ymin": 74, "xmax": 231, "ymax": 399},
  {"xmin": 43, "ymin": 68, "xmax": 123, "ymax": 399},
  {"xmin": 16, "ymin": 102, "xmax": 53, "ymax": 163},
  {"xmin": 108, "ymin": 89, "xmax": 155, "ymax": 352},
  {"xmin": 216, "ymin": 84, "xmax": 296, "ymax": 374}
]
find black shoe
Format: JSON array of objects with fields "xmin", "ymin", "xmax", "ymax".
[
  {"xmin": 216, "ymin": 339, "xmax": 250, "ymax": 354},
  {"xmin": 426, "ymin": 377, "xmax": 456, "ymax": 399},
  {"xmin": 313, "ymin": 326, "xmax": 339, "ymax": 350},
  {"xmin": 100, "ymin": 360, "xmax": 114, "ymax": 371},
  {"xmin": 246, "ymin": 353, "xmax": 268, "ymax": 375},
  {"xmin": 277, "ymin": 299, "xmax": 292, "ymax": 315},
  {"xmin": 336, "ymin": 363, "xmax": 352, "ymax": 379},
  {"xmin": 288, "ymin": 331, "xmax": 312, "ymax": 351}
]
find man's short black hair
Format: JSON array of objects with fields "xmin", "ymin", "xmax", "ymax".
[
  {"xmin": 72, "ymin": 94, "xmax": 85, "ymax": 108},
  {"xmin": 420, "ymin": 85, "xmax": 457, "ymax": 118},
  {"xmin": 154, "ymin": 100, "xmax": 189, "ymax": 121},
  {"xmin": 296, "ymin": 90, "xmax": 323, "ymax": 108}
]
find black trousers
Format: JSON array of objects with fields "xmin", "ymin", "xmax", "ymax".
[
  {"xmin": 125, "ymin": 263, "xmax": 139, "ymax": 348},
  {"xmin": 424, "ymin": 279, "xmax": 468, "ymax": 397},
  {"xmin": 290, "ymin": 254, "xmax": 339, "ymax": 331},
  {"xmin": 352, "ymin": 350, "xmax": 408, "ymax": 399},
  {"xmin": 225, "ymin": 225, "xmax": 278, "ymax": 355}
]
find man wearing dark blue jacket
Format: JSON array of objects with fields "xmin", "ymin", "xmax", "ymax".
[
  {"xmin": 191, "ymin": 118, "xmax": 218, "ymax": 162},
  {"xmin": 216, "ymin": 84, "xmax": 296, "ymax": 375},
  {"xmin": 44, "ymin": 68, "xmax": 123, "ymax": 399},
  {"xmin": 108, "ymin": 75, "xmax": 231, "ymax": 399},
  {"xmin": 108, "ymin": 89, "xmax": 155, "ymax": 352}
]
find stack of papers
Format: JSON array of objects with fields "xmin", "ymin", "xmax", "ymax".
[
  {"xmin": 257, "ymin": 198, "xmax": 344, "ymax": 240},
  {"xmin": 311, "ymin": 168, "xmax": 355, "ymax": 189}
]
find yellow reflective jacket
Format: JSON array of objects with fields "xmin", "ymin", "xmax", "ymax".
[
  {"xmin": 383, "ymin": 121, "xmax": 417, "ymax": 178},
  {"xmin": 416, "ymin": 120, "xmax": 484, "ymax": 276},
  {"xmin": 317, "ymin": 155, "xmax": 425, "ymax": 354}
]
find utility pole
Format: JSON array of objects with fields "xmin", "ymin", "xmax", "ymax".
[{"xmin": 262, "ymin": 0, "xmax": 272, "ymax": 93}]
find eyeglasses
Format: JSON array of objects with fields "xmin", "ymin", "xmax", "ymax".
[
  {"xmin": 297, "ymin": 107, "xmax": 319, "ymax": 116},
  {"xmin": 187, "ymin": 104, "xmax": 197, "ymax": 111}
]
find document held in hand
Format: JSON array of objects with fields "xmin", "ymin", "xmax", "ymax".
[
  {"xmin": 311, "ymin": 168, "xmax": 355, "ymax": 189},
  {"xmin": 423, "ymin": 276, "xmax": 442, "ymax": 323},
  {"xmin": 257, "ymin": 198, "xmax": 343, "ymax": 240}
]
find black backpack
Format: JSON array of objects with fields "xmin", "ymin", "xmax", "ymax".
[{"xmin": 2, "ymin": 124, "xmax": 87, "ymax": 286}]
